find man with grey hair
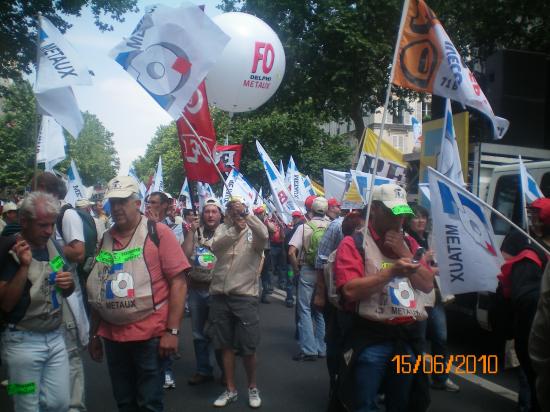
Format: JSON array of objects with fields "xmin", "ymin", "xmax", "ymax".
[
  {"xmin": 87, "ymin": 176, "xmax": 190, "ymax": 412},
  {"xmin": 0, "ymin": 191, "xmax": 75, "ymax": 412}
]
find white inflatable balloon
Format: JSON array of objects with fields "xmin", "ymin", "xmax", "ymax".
[{"xmin": 206, "ymin": 12, "xmax": 286, "ymax": 112}]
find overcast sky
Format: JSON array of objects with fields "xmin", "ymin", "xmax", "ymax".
[{"xmin": 60, "ymin": 1, "xmax": 223, "ymax": 174}]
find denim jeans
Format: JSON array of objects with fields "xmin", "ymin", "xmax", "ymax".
[
  {"xmin": 104, "ymin": 337, "xmax": 164, "ymax": 412},
  {"xmin": 1, "ymin": 327, "xmax": 70, "ymax": 412},
  {"xmin": 297, "ymin": 266, "xmax": 326, "ymax": 355},
  {"xmin": 421, "ymin": 302, "xmax": 449, "ymax": 384},
  {"xmin": 188, "ymin": 287, "xmax": 221, "ymax": 376},
  {"xmin": 271, "ymin": 244, "xmax": 293, "ymax": 303},
  {"xmin": 355, "ymin": 342, "xmax": 415, "ymax": 412}
]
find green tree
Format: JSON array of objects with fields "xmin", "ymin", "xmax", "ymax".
[
  {"xmin": 0, "ymin": 80, "xmax": 37, "ymax": 191},
  {"xmin": 0, "ymin": 0, "xmax": 138, "ymax": 79},
  {"xmin": 59, "ymin": 112, "xmax": 120, "ymax": 186},
  {"xmin": 132, "ymin": 123, "xmax": 185, "ymax": 195}
]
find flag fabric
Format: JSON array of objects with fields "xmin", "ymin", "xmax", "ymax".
[
  {"xmin": 178, "ymin": 178, "xmax": 192, "ymax": 209},
  {"xmin": 110, "ymin": 4, "xmax": 229, "ymax": 120},
  {"xmin": 437, "ymin": 99, "xmax": 465, "ymax": 186},
  {"xmin": 428, "ymin": 167, "xmax": 502, "ymax": 294},
  {"xmin": 197, "ymin": 182, "xmax": 216, "ymax": 211},
  {"xmin": 323, "ymin": 169, "xmax": 363, "ymax": 210},
  {"xmin": 35, "ymin": 16, "xmax": 92, "ymax": 137},
  {"xmin": 350, "ymin": 170, "xmax": 394, "ymax": 204},
  {"xmin": 287, "ymin": 156, "xmax": 315, "ymax": 209},
  {"xmin": 128, "ymin": 167, "xmax": 147, "ymax": 200},
  {"xmin": 151, "ymin": 157, "xmax": 164, "ymax": 193},
  {"xmin": 256, "ymin": 141, "xmax": 302, "ymax": 223},
  {"xmin": 519, "ymin": 157, "xmax": 544, "ymax": 204},
  {"xmin": 411, "ymin": 115, "xmax": 422, "ymax": 145},
  {"xmin": 215, "ymin": 144, "xmax": 243, "ymax": 173},
  {"xmin": 279, "ymin": 160, "xmax": 286, "ymax": 180},
  {"xmin": 64, "ymin": 160, "xmax": 87, "ymax": 206},
  {"xmin": 36, "ymin": 115, "xmax": 66, "ymax": 171},
  {"xmin": 302, "ymin": 175, "xmax": 317, "ymax": 197},
  {"xmin": 393, "ymin": 0, "xmax": 509, "ymax": 139},
  {"xmin": 221, "ymin": 168, "xmax": 257, "ymax": 208},
  {"xmin": 177, "ymin": 82, "xmax": 219, "ymax": 184},
  {"xmin": 254, "ymin": 187, "xmax": 264, "ymax": 209},
  {"xmin": 356, "ymin": 129, "xmax": 407, "ymax": 184}
]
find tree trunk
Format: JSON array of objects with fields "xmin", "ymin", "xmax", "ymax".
[{"xmin": 350, "ymin": 102, "xmax": 365, "ymax": 142}]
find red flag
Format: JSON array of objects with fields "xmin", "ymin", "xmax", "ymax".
[
  {"xmin": 177, "ymin": 81, "xmax": 219, "ymax": 184},
  {"xmin": 215, "ymin": 144, "xmax": 243, "ymax": 173}
]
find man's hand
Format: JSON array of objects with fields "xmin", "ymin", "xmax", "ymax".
[
  {"xmin": 384, "ymin": 230, "xmax": 413, "ymax": 259},
  {"xmin": 391, "ymin": 258, "xmax": 420, "ymax": 277},
  {"xmin": 145, "ymin": 206, "xmax": 160, "ymax": 222},
  {"xmin": 159, "ymin": 333, "xmax": 179, "ymax": 358},
  {"xmin": 88, "ymin": 336, "xmax": 103, "ymax": 362},
  {"xmin": 55, "ymin": 271, "xmax": 74, "ymax": 290},
  {"xmin": 12, "ymin": 237, "xmax": 32, "ymax": 267},
  {"xmin": 313, "ymin": 288, "xmax": 326, "ymax": 310}
]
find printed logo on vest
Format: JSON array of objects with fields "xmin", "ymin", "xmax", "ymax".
[
  {"xmin": 389, "ymin": 280, "xmax": 416, "ymax": 308},
  {"xmin": 106, "ymin": 272, "xmax": 135, "ymax": 299},
  {"xmin": 194, "ymin": 246, "xmax": 216, "ymax": 270}
]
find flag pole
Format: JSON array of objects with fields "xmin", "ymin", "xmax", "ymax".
[
  {"xmin": 179, "ymin": 114, "xmax": 232, "ymax": 194},
  {"xmin": 428, "ymin": 166, "xmax": 548, "ymax": 254},
  {"xmin": 518, "ymin": 156, "xmax": 530, "ymax": 233},
  {"xmin": 363, "ymin": 0, "xmax": 410, "ymax": 241},
  {"xmin": 32, "ymin": 12, "xmax": 43, "ymax": 190},
  {"xmin": 352, "ymin": 127, "xmax": 367, "ymax": 169}
]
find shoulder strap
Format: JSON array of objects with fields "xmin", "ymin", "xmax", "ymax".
[
  {"xmin": 147, "ymin": 219, "xmax": 160, "ymax": 248},
  {"xmin": 56, "ymin": 203, "xmax": 73, "ymax": 236}
]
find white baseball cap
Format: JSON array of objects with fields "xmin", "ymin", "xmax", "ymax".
[
  {"xmin": 104, "ymin": 176, "xmax": 139, "ymax": 199},
  {"xmin": 372, "ymin": 184, "xmax": 413, "ymax": 215}
]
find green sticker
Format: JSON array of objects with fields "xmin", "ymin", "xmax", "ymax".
[
  {"xmin": 8, "ymin": 382, "xmax": 36, "ymax": 395},
  {"xmin": 113, "ymin": 248, "xmax": 142, "ymax": 264},
  {"xmin": 201, "ymin": 254, "xmax": 215, "ymax": 263},
  {"xmin": 391, "ymin": 204, "xmax": 414, "ymax": 216},
  {"xmin": 49, "ymin": 255, "xmax": 64, "ymax": 272},
  {"xmin": 96, "ymin": 250, "xmax": 114, "ymax": 265}
]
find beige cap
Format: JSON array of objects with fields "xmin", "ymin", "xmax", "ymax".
[
  {"xmin": 2, "ymin": 202, "xmax": 17, "ymax": 213},
  {"xmin": 104, "ymin": 176, "xmax": 139, "ymax": 199},
  {"xmin": 204, "ymin": 197, "xmax": 222, "ymax": 210},
  {"xmin": 372, "ymin": 184, "xmax": 413, "ymax": 215},
  {"xmin": 75, "ymin": 199, "xmax": 93, "ymax": 208},
  {"xmin": 311, "ymin": 197, "xmax": 328, "ymax": 214}
]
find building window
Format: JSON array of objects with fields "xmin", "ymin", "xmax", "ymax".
[
  {"xmin": 422, "ymin": 101, "xmax": 431, "ymax": 121},
  {"xmin": 392, "ymin": 135, "xmax": 405, "ymax": 152},
  {"xmin": 392, "ymin": 101, "xmax": 404, "ymax": 124}
]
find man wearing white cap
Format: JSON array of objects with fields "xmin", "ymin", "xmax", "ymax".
[
  {"xmin": 87, "ymin": 176, "xmax": 190, "ymax": 412},
  {"xmin": 1, "ymin": 202, "xmax": 21, "ymax": 237}
]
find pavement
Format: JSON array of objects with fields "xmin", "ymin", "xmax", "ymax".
[{"xmin": 0, "ymin": 288, "xmax": 523, "ymax": 411}]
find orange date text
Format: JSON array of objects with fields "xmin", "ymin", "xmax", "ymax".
[{"xmin": 391, "ymin": 354, "xmax": 498, "ymax": 374}]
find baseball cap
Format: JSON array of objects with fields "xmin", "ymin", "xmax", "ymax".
[
  {"xmin": 2, "ymin": 202, "xmax": 17, "ymax": 213},
  {"xmin": 75, "ymin": 199, "xmax": 93, "ymax": 208},
  {"xmin": 253, "ymin": 204, "xmax": 267, "ymax": 215},
  {"xmin": 372, "ymin": 184, "xmax": 413, "ymax": 215},
  {"xmin": 311, "ymin": 197, "xmax": 328, "ymax": 214},
  {"xmin": 204, "ymin": 197, "xmax": 222, "ymax": 210},
  {"xmin": 291, "ymin": 211, "xmax": 304, "ymax": 218},
  {"xmin": 328, "ymin": 198, "xmax": 341, "ymax": 208},
  {"xmin": 529, "ymin": 198, "xmax": 550, "ymax": 226},
  {"xmin": 305, "ymin": 195, "xmax": 317, "ymax": 211},
  {"xmin": 104, "ymin": 176, "xmax": 139, "ymax": 199}
]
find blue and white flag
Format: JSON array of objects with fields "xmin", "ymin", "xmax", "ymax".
[
  {"xmin": 279, "ymin": 159, "xmax": 285, "ymax": 180},
  {"xmin": 350, "ymin": 170, "xmax": 394, "ymax": 204},
  {"xmin": 150, "ymin": 157, "xmax": 164, "ymax": 194},
  {"xmin": 303, "ymin": 175, "xmax": 316, "ymax": 197},
  {"xmin": 411, "ymin": 115, "xmax": 422, "ymax": 146},
  {"xmin": 256, "ymin": 141, "xmax": 302, "ymax": 223},
  {"xmin": 110, "ymin": 4, "xmax": 229, "ymax": 120},
  {"xmin": 179, "ymin": 178, "xmax": 192, "ymax": 209},
  {"xmin": 428, "ymin": 167, "xmax": 502, "ymax": 295},
  {"xmin": 287, "ymin": 156, "xmax": 313, "ymax": 209},
  {"xmin": 35, "ymin": 16, "xmax": 92, "ymax": 137},
  {"xmin": 519, "ymin": 156, "xmax": 544, "ymax": 204},
  {"xmin": 222, "ymin": 168, "xmax": 257, "ymax": 208},
  {"xmin": 36, "ymin": 115, "xmax": 66, "ymax": 171},
  {"xmin": 64, "ymin": 160, "xmax": 87, "ymax": 207},
  {"xmin": 128, "ymin": 166, "xmax": 147, "ymax": 200},
  {"xmin": 197, "ymin": 182, "xmax": 216, "ymax": 211},
  {"xmin": 437, "ymin": 99, "xmax": 464, "ymax": 186}
]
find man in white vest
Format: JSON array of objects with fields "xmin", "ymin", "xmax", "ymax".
[{"xmin": 87, "ymin": 176, "xmax": 190, "ymax": 412}]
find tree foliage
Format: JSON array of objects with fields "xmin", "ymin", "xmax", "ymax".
[
  {"xmin": 0, "ymin": 80, "xmax": 37, "ymax": 191},
  {"xmin": 58, "ymin": 112, "xmax": 120, "ymax": 186},
  {"xmin": 0, "ymin": 0, "xmax": 138, "ymax": 79}
]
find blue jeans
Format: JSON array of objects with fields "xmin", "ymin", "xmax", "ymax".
[
  {"xmin": 271, "ymin": 245, "xmax": 293, "ymax": 302},
  {"xmin": 355, "ymin": 342, "xmax": 415, "ymax": 412},
  {"xmin": 1, "ymin": 327, "xmax": 70, "ymax": 412},
  {"xmin": 104, "ymin": 337, "xmax": 164, "ymax": 412},
  {"xmin": 297, "ymin": 266, "xmax": 326, "ymax": 355},
  {"xmin": 421, "ymin": 302, "xmax": 449, "ymax": 384},
  {"xmin": 188, "ymin": 287, "xmax": 221, "ymax": 376}
]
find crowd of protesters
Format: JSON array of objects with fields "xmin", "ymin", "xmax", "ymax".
[{"xmin": 0, "ymin": 174, "xmax": 549, "ymax": 412}]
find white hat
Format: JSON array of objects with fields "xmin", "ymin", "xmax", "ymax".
[
  {"xmin": 204, "ymin": 197, "xmax": 222, "ymax": 210},
  {"xmin": 311, "ymin": 197, "xmax": 328, "ymax": 214},
  {"xmin": 2, "ymin": 202, "xmax": 17, "ymax": 213},
  {"xmin": 75, "ymin": 199, "xmax": 93, "ymax": 208},
  {"xmin": 372, "ymin": 184, "xmax": 413, "ymax": 215},
  {"xmin": 104, "ymin": 176, "xmax": 139, "ymax": 199}
]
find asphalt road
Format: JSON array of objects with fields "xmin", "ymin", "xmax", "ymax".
[{"xmin": 0, "ymin": 289, "xmax": 522, "ymax": 411}]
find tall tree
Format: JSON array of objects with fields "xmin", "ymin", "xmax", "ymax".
[
  {"xmin": 0, "ymin": 80, "xmax": 37, "ymax": 191},
  {"xmin": 0, "ymin": 0, "xmax": 138, "ymax": 79},
  {"xmin": 60, "ymin": 112, "xmax": 120, "ymax": 186}
]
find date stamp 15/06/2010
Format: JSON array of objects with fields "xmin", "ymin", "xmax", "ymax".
[{"xmin": 391, "ymin": 354, "xmax": 498, "ymax": 375}]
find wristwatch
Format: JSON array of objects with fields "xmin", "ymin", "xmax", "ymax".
[{"xmin": 165, "ymin": 328, "xmax": 180, "ymax": 336}]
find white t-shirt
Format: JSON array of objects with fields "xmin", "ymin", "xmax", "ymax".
[{"xmin": 56, "ymin": 208, "xmax": 85, "ymax": 247}]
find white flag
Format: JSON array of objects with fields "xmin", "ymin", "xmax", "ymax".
[
  {"xmin": 128, "ymin": 166, "xmax": 147, "ymax": 200},
  {"xmin": 437, "ymin": 99, "xmax": 464, "ymax": 186},
  {"xmin": 287, "ymin": 156, "xmax": 315, "ymax": 209},
  {"xmin": 302, "ymin": 175, "xmax": 317, "ymax": 197},
  {"xmin": 256, "ymin": 141, "xmax": 302, "ymax": 223},
  {"xmin": 151, "ymin": 157, "xmax": 164, "ymax": 193},
  {"xmin": 36, "ymin": 115, "xmax": 66, "ymax": 170},
  {"xmin": 411, "ymin": 115, "xmax": 422, "ymax": 146},
  {"xmin": 35, "ymin": 16, "xmax": 92, "ymax": 137},
  {"xmin": 350, "ymin": 170, "xmax": 394, "ymax": 204},
  {"xmin": 428, "ymin": 167, "xmax": 502, "ymax": 295},
  {"xmin": 519, "ymin": 157, "xmax": 544, "ymax": 204},
  {"xmin": 64, "ymin": 160, "xmax": 87, "ymax": 207},
  {"xmin": 179, "ymin": 178, "xmax": 192, "ymax": 209},
  {"xmin": 110, "ymin": 4, "xmax": 230, "ymax": 120},
  {"xmin": 197, "ymin": 182, "xmax": 216, "ymax": 211},
  {"xmin": 222, "ymin": 168, "xmax": 257, "ymax": 208}
]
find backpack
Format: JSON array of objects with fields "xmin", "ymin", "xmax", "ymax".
[
  {"xmin": 304, "ymin": 221, "xmax": 327, "ymax": 266},
  {"xmin": 488, "ymin": 249, "xmax": 544, "ymax": 340},
  {"xmin": 56, "ymin": 204, "xmax": 98, "ymax": 281}
]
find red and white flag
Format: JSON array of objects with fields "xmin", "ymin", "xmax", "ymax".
[
  {"xmin": 215, "ymin": 144, "xmax": 243, "ymax": 173},
  {"xmin": 176, "ymin": 81, "xmax": 219, "ymax": 184}
]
